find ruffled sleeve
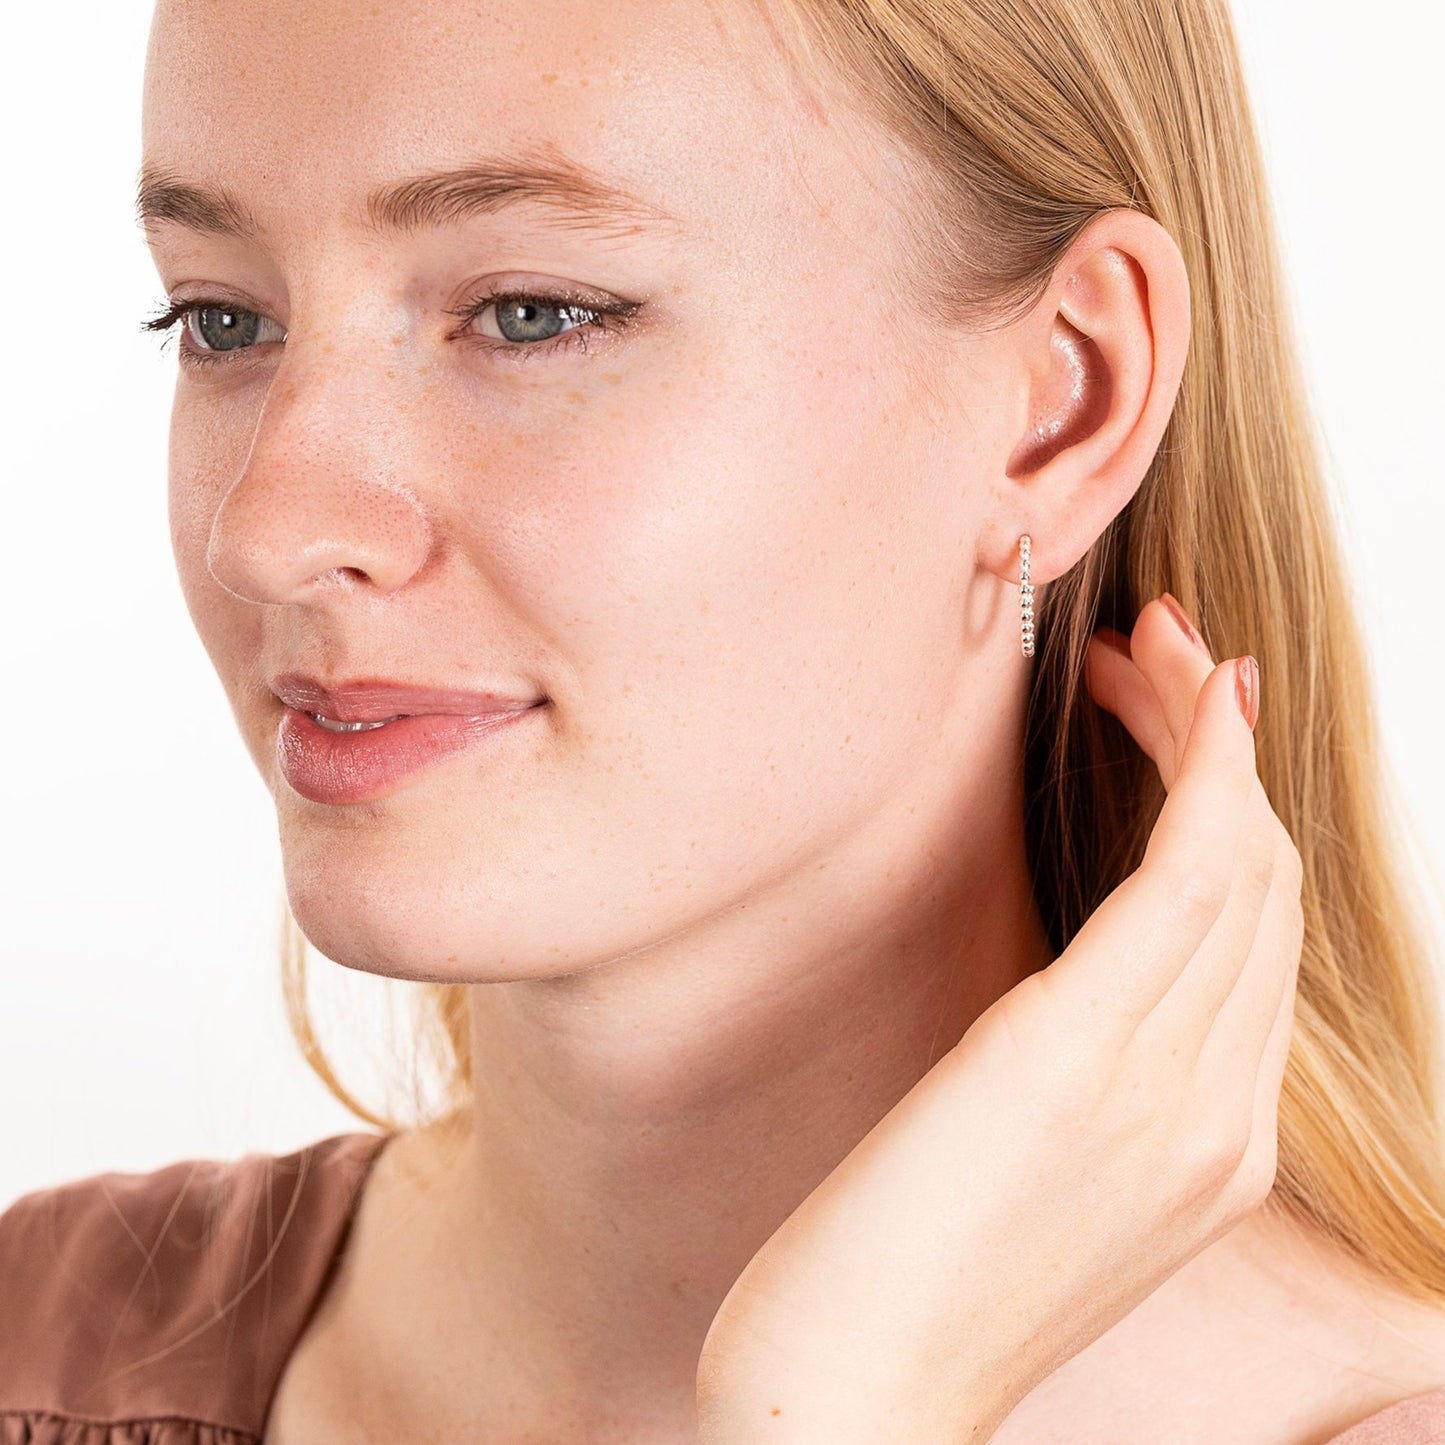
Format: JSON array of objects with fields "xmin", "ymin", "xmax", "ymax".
[
  {"xmin": 0, "ymin": 1416, "xmax": 256, "ymax": 1444},
  {"xmin": 1323, "ymin": 1388, "xmax": 1445, "ymax": 1443},
  {"xmin": 0, "ymin": 1132, "xmax": 390, "ymax": 1444}
]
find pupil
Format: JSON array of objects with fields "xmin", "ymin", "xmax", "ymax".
[{"xmin": 196, "ymin": 306, "xmax": 260, "ymax": 351}]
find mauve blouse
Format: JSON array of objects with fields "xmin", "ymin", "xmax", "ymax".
[{"xmin": 2, "ymin": 1130, "xmax": 1442, "ymax": 1442}]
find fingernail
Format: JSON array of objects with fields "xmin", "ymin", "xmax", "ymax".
[
  {"xmin": 1160, "ymin": 592, "xmax": 1208, "ymax": 654},
  {"xmin": 1234, "ymin": 656, "xmax": 1259, "ymax": 730}
]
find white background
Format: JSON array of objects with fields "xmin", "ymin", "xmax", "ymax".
[{"xmin": 3, "ymin": 2, "xmax": 1442, "ymax": 1209}]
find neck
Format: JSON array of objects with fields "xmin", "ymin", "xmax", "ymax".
[{"xmin": 337, "ymin": 715, "xmax": 1053, "ymax": 1436}]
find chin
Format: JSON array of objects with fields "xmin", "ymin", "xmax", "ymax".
[
  {"xmin": 276, "ymin": 821, "xmax": 635, "ymax": 986},
  {"xmin": 283, "ymin": 865, "xmax": 522, "ymax": 985}
]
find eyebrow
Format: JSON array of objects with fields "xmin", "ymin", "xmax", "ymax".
[{"xmin": 135, "ymin": 150, "xmax": 679, "ymax": 241}]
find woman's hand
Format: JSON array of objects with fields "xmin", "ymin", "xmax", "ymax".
[{"xmin": 694, "ymin": 594, "xmax": 1305, "ymax": 1443}]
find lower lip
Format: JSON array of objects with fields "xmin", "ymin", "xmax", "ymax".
[{"xmin": 277, "ymin": 704, "xmax": 545, "ymax": 805}]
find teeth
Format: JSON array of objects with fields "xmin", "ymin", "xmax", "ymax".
[{"xmin": 311, "ymin": 712, "xmax": 406, "ymax": 732}]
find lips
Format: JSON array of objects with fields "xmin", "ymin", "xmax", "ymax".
[
  {"xmin": 270, "ymin": 671, "xmax": 543, "ymax": 723},
  {"xmin": 267, "ymin": 671, "xmax": 547, "ymax": 804}
]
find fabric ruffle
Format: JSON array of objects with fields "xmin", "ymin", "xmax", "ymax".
[{"xmin": 1, "ymin": 1415, "xmax": 259, "ymax": 1445}]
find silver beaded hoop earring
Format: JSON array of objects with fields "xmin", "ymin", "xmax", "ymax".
[{"xmin": 1019, "ymin": 534, "xmax": 1035, "ymax": 658}]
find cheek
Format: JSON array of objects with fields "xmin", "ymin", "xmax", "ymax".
[{"xmin": 444, "ymin": 343, "xmax": 971, "ymax": 855}]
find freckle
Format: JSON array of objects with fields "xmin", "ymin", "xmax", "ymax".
[
  {"xmin": 601, "ymin": 371, "xmax": 621, "ymax": 385},
  {"xmin": 579, "ymin": 76, "xmax": 589, "ymax": 87},
  {"xmin": 391, "ymin": 334, "xmax": 404, "ymax": 346},
  {"xmin": 541, "ymin": 73, "xmax": 557, "ymax": 83}
]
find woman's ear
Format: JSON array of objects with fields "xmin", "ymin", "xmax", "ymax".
[{"xmin": 979, "ymin": 209, "xmax": 1190, "ymax": 589}]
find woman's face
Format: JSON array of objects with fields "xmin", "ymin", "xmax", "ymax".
[{"xmin": 141, "ymin": 0, "xmax": 1023, "ymax": 981}]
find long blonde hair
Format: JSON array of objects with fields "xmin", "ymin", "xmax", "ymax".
[{"xmin": 282, "ymin": 0, "xmax": 1445, "ymax": 1303}]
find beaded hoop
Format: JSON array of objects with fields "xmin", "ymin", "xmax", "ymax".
[{"xmin": 1019, "ymin": 534, "xmax": 1035, "ymax": 658}]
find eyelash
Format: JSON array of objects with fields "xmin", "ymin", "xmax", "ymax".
[{"xmin": 140, "ymin": 287, "xmax": 643, "ymax": 369}]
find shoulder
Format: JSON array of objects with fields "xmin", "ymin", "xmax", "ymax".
[
  {"xmin": 0, "ymin": 1130, "xmax": 390, "ymax": 1434},
  {"xmin": 1221, "ymin": 1210, "xmax": 1445, "ymax": 1441},
  {"xmin": 991, "ymin": 1203, "xmax": 1445, "ymax": 1443}
]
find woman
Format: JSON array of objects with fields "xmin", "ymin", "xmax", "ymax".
[{"xmin": 3, "ymin": 0, "xmax": 1444, "ymax": 1439}]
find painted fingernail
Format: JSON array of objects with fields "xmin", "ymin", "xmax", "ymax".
[
  {"xmin": 1234, "ymin": 656, "xmax": 1259, "ymax": 730},
  {"xmin": 1160, "ymin": 592, "xmax": 1208, "ymax": 654}
]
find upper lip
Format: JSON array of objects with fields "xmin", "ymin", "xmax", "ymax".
[{"xmin": 271, "ymin": 672, "xmax": 544, "ymax": 723}]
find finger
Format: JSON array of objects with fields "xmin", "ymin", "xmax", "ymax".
[
  {"xmin": 1136, "ymin": 784, "xmax": 1291, "ymax": 1058},
  {"xmin": 1128, "ymin": 594, "xmax": 1220, "ymax": 773},
  {"xmin": 1044, "ymin": 655, "xmax": 1259, "ymax": 1037},
  {"xmin": 1084, "ymin": 633, "xmax": 1181, "ymax": 787},
  {"xmin": 1196, "ymin": 841, "xmax": 1303, "ymax": 1099},
  {"xmin": 1125, "ymin": 595, "xmax": 1293, "ymax": 1028},
  {"xmin": 1190, "ymin": 884, "xmax": 1303, "ymax": 1214},
  {"xmin": 1085, "ymin": 594, "xmax": 1222, "ymax": 793},
  {"xmin": 1238, "ymin": 918, "xmax": 1304, "ymax": 1196}
]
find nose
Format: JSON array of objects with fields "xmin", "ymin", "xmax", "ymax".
[{"xmin": 205, "ymin": 354, "xmax": 434, "ymax": 605}]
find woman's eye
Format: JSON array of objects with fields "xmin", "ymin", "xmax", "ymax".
[
  {"xmin": 176, "ymin": 304, "xmax": 285, "ymax": 366},
  {"xmin": 187, "ymin": 305, "xmax": 269, "ymax": 352},
  {"xmin": 140, "ymin": 299, "xmax": 286, "ymax": 369},
  {"xmin": 455, "ymin": 288, "xmax": 643, "ymax": 359},
  {"xmin": 489, "ymin": 295, "xmax": 587, "ymax": 344}
]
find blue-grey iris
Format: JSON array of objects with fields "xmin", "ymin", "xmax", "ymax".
[
  {"xmin": 195, "ymin": 307, "xmax": 260, "ymax": 351},
  {"xmin": 494, "ymin": 298, "xmax": 573, "ymax": 344}
]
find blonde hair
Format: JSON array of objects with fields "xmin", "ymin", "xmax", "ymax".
[{"xmin": 282, "ymin": 0, "xmax": 1445, "ymax": 1303}]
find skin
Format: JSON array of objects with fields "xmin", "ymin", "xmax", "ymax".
[{"xmin": 140, "ymin": 0, "xmax": 1445, "ymax": 1438}]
